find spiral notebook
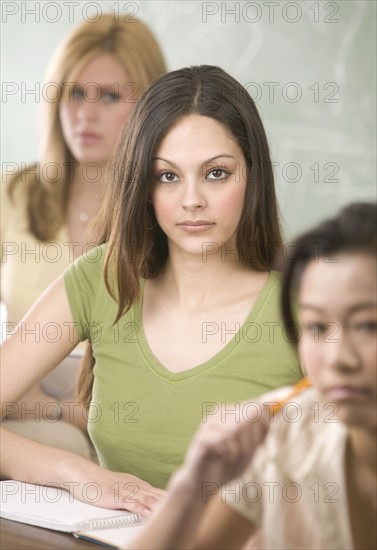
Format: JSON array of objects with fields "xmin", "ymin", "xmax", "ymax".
[{"xmin": 0, "ymin": 480, "xmax": 145, "ymax": 548}]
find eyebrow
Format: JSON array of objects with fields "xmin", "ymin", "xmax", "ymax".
[
  {"xmin": 72, "ymin": 83, "xmax": 120, "ymax": 91},
  {"xmin": 298, "ymin": 303, "xmax": 377, "ymax": 314},
  {"xmin": 152, "ymin": 154, "xmax": 236, "ymax": 168}
]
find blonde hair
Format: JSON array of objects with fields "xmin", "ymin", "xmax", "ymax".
[{"xmin": 8, "ymin": 13, "xmax": 166, "ymax": 241}]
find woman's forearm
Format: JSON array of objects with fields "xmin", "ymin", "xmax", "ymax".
[
  {"xmin": 1, "ymin": 426, "xmax": 167, "ymax": 514},
  {"xmin": 0, "ymin": 426, "xmax": 98, "ymax": 486}
]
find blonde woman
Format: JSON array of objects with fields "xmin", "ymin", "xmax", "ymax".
[{"xmin": 1, "ymin": 13, "xmax": 166, "ymax": 453}]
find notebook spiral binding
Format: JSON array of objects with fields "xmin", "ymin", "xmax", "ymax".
[{"xmin": 75, "ymin": 513, "xmax": 144, "ymax": 532}]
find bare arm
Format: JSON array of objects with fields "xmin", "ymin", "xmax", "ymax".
[
  {"xmin": 1, "ymin": 277, "xmax": 166, "ymax": 514},
  {"xmin": 1, "ymin": 276, "xmax": 79, "ymax": 405}
]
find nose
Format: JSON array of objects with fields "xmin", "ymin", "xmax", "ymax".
[
  {"xmin": 76, "ymin": 99, "xmax": 98, "ymax": 122},
  {"xmin": 181, "ymin": 180, "xmax": 207, "ymax": 211},
  {"xmin": 326, "ymin": 327, "xmax": 361, "ymax": 373}
]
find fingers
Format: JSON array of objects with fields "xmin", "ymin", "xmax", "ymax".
[
  {"xmin": 201, "ymin": 427, "xmax": 244, "ymax": 465},
  {"xmin": 94, "ymin": 471, "xmax": 168, "ymax": 517},
  {"xmin": 194, "ymin": 411, "xmax": 250, "ymax": 459},
  {"xmin": 118, "ymin": 480, "xmax": 167, "ymax": 516},
  {"xmin": 180, "ymin": 401, "xmax": 271, "ymax": 487},
  {"xmin": 124, "ymin": 500, "xmax": 152, "ymax": 517},
  {"xmin": 138, "ymin": 491, "xmax": 165, "ymax": 512}
]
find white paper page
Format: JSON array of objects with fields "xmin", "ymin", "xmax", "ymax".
[{"xmin": 0, "ymin": 481, "xmax": 140, "ymax": 532}]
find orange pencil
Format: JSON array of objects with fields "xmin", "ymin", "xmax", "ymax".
[{"xmin": 270, "ymin": 377, "xmax": 312, "ymax": 415}]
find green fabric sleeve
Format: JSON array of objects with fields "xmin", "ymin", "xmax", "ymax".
[{"xmin": 63, "ymin": 245, "xmax": 105, "ymax": 341}]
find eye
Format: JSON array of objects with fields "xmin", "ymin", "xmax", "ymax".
[
  {"xmin": 354, "ymin": 321, "xmax": 377, "ymax": 333},
  {"xmin": 156, "ymin": 171, "xmax": 179, "ymax": 184},
  {"xmin": 101, "ymin": 90, "xmax": 120, "ymax": 103},
  {"xmin": 303, "ymin": 322, "xmax": 327, "ymax": 333},
  {"xmin": 206, "ymin": 168, "xmax": 229, "ymax": 181},
  {"xmin": 70, "ymin": 87, "xmax": 84, "ymax": 101}
]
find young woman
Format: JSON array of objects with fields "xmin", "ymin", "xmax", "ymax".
[
  {"xmin": 127, "ymin": 202, "xmax": 377, "ymax": 549},
  {"xmin": 1, "ymin": 13, "xmax": 166, "ymax": 443},
  {"xmin": 1, "ymin": 66, "xmax": 303, "ymax": 515}
]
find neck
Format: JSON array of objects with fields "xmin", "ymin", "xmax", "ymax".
[
  {"xmin": 158, "ymin": 244, "xmax": 256, "ymax": 309},
  {"xmin": 67, "ymin": 162, "xmax": 107, "ymax": 219},
  {"xmin": 349, "ymin": 426, "xmax": 377, "ymax": 475},
  {"xmin": 73, "ymin": 161, "xmax": 108, "ymax": 190},
  {"xmin": 348, "ymin": 426, "xmax": 377, "ymax": 506}
]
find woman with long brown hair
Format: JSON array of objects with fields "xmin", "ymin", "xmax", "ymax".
[{"xmin": 1, "ymin": 66, "xmax": 303, "ymax": 514}]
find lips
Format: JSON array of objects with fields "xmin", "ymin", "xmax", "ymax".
[
  {"xmin": 324, "ymin": 385, "xmax": 371, "ymax": 401},
  {"xmin": 177, "ymin": 220, "xmax": 215, "ymax": 233},
  {"xmin": 76, "ymin": 131, "xmax": 101, "ymax": 143}
]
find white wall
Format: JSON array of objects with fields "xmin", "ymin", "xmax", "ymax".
[{"xmin": 1, "ymin": 0, "xmax": 376, "ymax": 238}]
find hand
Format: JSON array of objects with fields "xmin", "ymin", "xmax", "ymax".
[
  {"xmin": 171, "ymin": 401, "xmax": 270, "ymax": 493},
  {"xmin": 71, "ymin": 467, "xmax": 167, "ymax": 517}
]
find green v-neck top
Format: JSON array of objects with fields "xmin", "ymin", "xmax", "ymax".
[{"xmin": 64, "ymin": 245, "xmax": 303, "ymax": 489}]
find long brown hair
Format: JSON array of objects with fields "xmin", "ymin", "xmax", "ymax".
[
  {"xmin": 102, "ymin": 65, "xmax": 283, "ymax": 322},
  {"xmin": 78, "ymin": 65, "xmax": 283, "ymax": 408},
  {"xmin": 7, "ymin": 13, "xmax": 166, "ymax": 242}
]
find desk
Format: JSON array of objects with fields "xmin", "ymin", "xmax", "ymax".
[{"xmin": 0, "ymin": 519, "xmax": 100, "ymax": 549}]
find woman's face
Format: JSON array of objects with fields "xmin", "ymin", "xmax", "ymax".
[
  {"xmin": 150, "ymin": 114, "xmax": 248, "ymax": 260},
  {"xmin": 297, "ymin": 253, "xmax": 377, "ymax": 430},
  {"xmin": 59, "ymin": 53, "xmax": 134, "ymax": 165}
]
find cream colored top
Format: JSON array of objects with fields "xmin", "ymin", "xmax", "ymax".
[
  {"xmin": 223, "ymin": 387, "xmax": 353, "ymax": 550},
  {"xmin": 1, "ymin": 182, "xmax": 84, "ymax": 400},
  {"xmin": 1, "ymin": 182, "xmax": 74, "ymax": 323}
]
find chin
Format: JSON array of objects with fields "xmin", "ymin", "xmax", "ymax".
[
  {"xmin": 184, "ymin": 246, "xmax": 209, "ymax": 257},
  {"xmin": 75, "ymin": 153, "xmax": 109, "ymax": 165}
]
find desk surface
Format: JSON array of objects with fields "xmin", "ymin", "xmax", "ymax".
[{"xmin": 0, "ymin": 519, "xmax": 100, "ymax": 550}]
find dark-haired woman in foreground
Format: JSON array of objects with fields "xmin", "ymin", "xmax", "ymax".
[
  {"xmin": 126, "ymin": 202, "xmax": 376, "ymax": 549},
  {"xmin": 1, "ymin": 66, "xmax": 302, "ymax": 515}
]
